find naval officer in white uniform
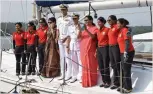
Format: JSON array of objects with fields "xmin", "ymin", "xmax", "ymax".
[
  {"xmin": 57, "ymin": 4, "xmax": 73, "ymax": 81},
  {"xmin": 67, "ymin": 13, "xmax": 82, "ymax": 83}
]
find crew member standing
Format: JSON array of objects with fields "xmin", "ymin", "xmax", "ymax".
[
  {"xmin": 13, "ymin": 22, "xmax": 26, "ymax": 76},
  {"xmin": 96, "ymin": 17, "xmax": 111, "ymax": 88},
  {"xmin": 57, "ymin": 4, "xmax": 73, "ymax": 80},
  {"xmin": 24, "ymin": 22, "xmax": 37, "ymax": 75},
  {"xmin": 67, "ymin": 13, "xmax": 82, "ymax": 83},
  {"xmin": 117, "ymin": 18, "xmax": 135, "ymax": 93},
  {"xmin": 80, "ymin": 15, "xmax": 98, "ymax": 87},
  {"xmin": 36, "ymin": 18, "xmax": 48, "ymax": 75},
  {"xmin": 107, "ymin": 15, "xmax": 121, "ymax": 89}
]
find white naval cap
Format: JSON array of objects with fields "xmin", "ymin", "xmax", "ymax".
[
  {"xmin": 59, "ymin": 4, "xmax": 69, "ymax": 9},
  {"xmin": 72, "ymin": 13, "xmax": 80, "ymax": 18}
]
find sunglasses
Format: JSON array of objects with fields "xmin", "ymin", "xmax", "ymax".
[
  {"xmin": 73, "ymin": 18, "xmax": 77, "ymax": 20},
  {"xmin": 48, "ymin": 22, "xmax": 53, "ymax": 24},
  {"xmin": 84, "ymin": 19, "xmax": 88, "ymax": 22},
  {"xmin": 28, "ymin": 24, "xmax": 33, "ymax": 27},
  {"xmin": 107, "ymin": 20, "xmax": 111, "ymax": 22},
  {"xmin": 39, "ymin": 21, "xmax": 44, "ymax": 23},
  {"xmin": 61, "ymin": 9, "xmax": 67, "ymax": 11}
]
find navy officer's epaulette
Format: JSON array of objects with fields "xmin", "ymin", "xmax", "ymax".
[
  {"xmin": 67, "ymin": 15, "xmax": 71, "ymax": 17},
  {"xmin": 58, "ymin": 15, "xmax": 71, "ymax": 18},
  {"xmin": 58, "ymin": 16, "xmax": 62, "ymax": 18}
]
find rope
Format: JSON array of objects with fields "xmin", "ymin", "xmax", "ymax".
[
  {"xmin": 4, "ymin": 1, "xmax": 11, "ymax": 33},
  {"xmin": 25, "ymin": 0, "xmax": 28, "ymax": 31},
  {"xmin": 1, "ymin": 50, "xmax": 138, "ymax": 79}
]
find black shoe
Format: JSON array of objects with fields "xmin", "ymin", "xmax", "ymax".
[
  {"xmin": 110, "ymin": 85, "xmax": 118, "ymax": 89},
  {"xmin": 37, "ymin": 72, "xmax": 41, "ymax": 76},
  {"xmin": 99, "ymin": 84, "xmax": 105, "ymax": 87},
  {"xmin": 31, "ymin": 72, "xmax": 35, "ymax": 75},
  {"xmin": 21, "ymin": 72, "xmax": 25, "ymax": 75},
  {"xmin": 27, "ymin": 72, "xmax": 31, "ymax": 75},
  {"xmin": 117, "ymin": 87, "xmax": 123, "ymax": 92},
  {"xmin": 16, "ymin": 73, "xmax": 20, "ymax": 76},
  {"xmin": 117, "ymin": 88, "xmax": 121, "ymax": 92},
  {"xmin": 104, "ymin": 83, "xmax": 110, "ymax": 88}
]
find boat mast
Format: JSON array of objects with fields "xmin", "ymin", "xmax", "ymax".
[
  {"xmin": 32, "ymin": 1, "xmax": 36, "ymax": 20},
  {"xmin": 33, "ymin": 0, "xmax": 41, "ymax": 22},
  {"xmin": 32, "ymin": 1, "xmax": 41, "ymax": 26}
]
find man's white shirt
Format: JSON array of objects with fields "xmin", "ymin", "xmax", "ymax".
[
  {"xmin": 57, "ymin": 15, "xmax": 73, "ymax": 40},
  {"xmin": 67, "ymin": 24, "xmax": 81, "ymax": 51}
]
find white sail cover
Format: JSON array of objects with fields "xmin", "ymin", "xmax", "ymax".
[{"xmin": 47, "ymin": 0, "xmax": 152, "ymax": 12}]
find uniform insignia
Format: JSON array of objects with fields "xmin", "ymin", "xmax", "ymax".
[
  {"xmin": 119, "ymin": 34, "xmax": 122, "ymax": 37},
  {"xmin": 65, "ymin": 19, "xmax": 69, "ymax": 22},
  {"xmin": 58, "ymin": 16, "xmax": 62, "ymax": 18},
  {"xmin": 112, "ymin": 28, "xmax": 115, "ymax": 31},
  {"xmin": 21, "ymin": 34, "xmax": 23, "ymax": 37},
  {"xmin": 102, "ymin": 32, "xmax": 105, "ymax": 35},
  {"xmin": 15, "ymin": 35, "xmax": 16, "ymax": 38}
]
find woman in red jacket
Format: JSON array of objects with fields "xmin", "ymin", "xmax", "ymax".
[
  {"xmin": 96, "ymin": 17, "xmax": 111, "ymax": 88},
  {"xmin": 117, "ymin": 18, "xmax": 135, "ymax": 93},
  {"xmin": 24, "ymin": 22, "xmax": 37, "ymax": 75},
  {"xmin": 36, "ymin": 18, "xmax": 48, "ymax": 75},
  {"xmin": 107, "ymin": 15, "xmax": 121, "ymax": 89},
  {"xmin": 13, "ymin": 22, "xmax": 26, "ymax": 76}
]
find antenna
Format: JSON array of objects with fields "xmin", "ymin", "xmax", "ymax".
[{"xmin": 89, "ymin": 1, "xmax": 98, "ymax": 19}]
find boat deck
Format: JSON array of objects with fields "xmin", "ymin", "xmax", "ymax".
[{"xmin": 0, "ymin": 51, "xmax": 153, "ymax": 94}]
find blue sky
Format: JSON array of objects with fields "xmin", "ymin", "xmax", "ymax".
[{"xmin": 1, "ymin": 0, "xmax": 152, "ymax": 26}]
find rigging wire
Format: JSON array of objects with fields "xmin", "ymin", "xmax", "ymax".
[
  {"xmin": 25, "ymin": 0, "xmax": 28, "ymax": 31},
  {"xmin": 150, "ymin": 6, "xmax": 152, "ymax": 26},
  {"xmin": 20, "ymin": 0, "xmax": 25, "ymax": 22},
  {"xmin": 20, "ymin": 0, "xmax": 27, "ymax": 32}
]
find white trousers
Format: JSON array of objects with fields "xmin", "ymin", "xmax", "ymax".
[
  {"xmin": 70, "ymin": 50, "xmax": 82, "ymax": 80},
  {"xmin": 58, "ymin": 40, "xmax": 72, "ymax": 78}
]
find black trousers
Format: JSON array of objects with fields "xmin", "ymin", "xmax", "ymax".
[
  {"xmin": 14, "ymin": 46, "xmax": 26, "ymax": 73},
  {"xmin": 109, "ymin": 45, "xmax": 121, "ymax": 86},
  {"xmin": 26, "ymin": 45, "xmax": 37, "ymax": 73},
  {"xmin": 38, "ymin": 43, "xmax": 45, "ymax": 73},
  {"xmin": 121, "ymin": 51, "xmax": 135, "ymax": 90},
  {"xmin": 97, "ymin": 46, "xmax": 111, "ymax": 84}
]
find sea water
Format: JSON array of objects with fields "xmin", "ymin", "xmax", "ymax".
[{"xmin": 0, "ymin": 36, "xmax": 13, "ymax": 50}]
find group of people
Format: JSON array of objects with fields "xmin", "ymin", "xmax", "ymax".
[{"xmin": 13, "ymin": 4, "xmax": 135, "ymax": 93}]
